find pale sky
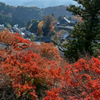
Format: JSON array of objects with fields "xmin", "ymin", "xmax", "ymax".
[{"xmin": 0, "ymin": 0, "xmax": 78, "ymax": 8}]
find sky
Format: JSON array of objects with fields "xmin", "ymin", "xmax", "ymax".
[{"xmin": 0, "ymin": 0, "xmax": 78, "ymax": 8}]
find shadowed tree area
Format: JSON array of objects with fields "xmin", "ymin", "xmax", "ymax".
[
  {"xmin": 42, "ymin": 15, "xmax": 56, "ymax": 36},
  {"xmin": 64, "ymin": 0, "xmax": 100, "ymax": 61}
]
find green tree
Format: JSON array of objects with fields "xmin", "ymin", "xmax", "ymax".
[
  {"xmin": 28, "ymin": 19, "xmax": 39, "ymax": 33},
  {"xmin": 57, "ymin": 15, "xmax": 63, "ymax": 21},
  {"xmin": 26, "ymin": 20, "xmax": 32, "ymax": 30},
  {"xmin": 0, "ymin": 2, "xmax": 6, "ymax": 12},
  {"xmin": 30, "ymin": 33, "xmax": 35, "ymax": 41},
  {"xmin": 5, "ymin": 23, "xmax": 12, "ymax": 29},
  {"xmin": 0, "ymin": 13, "xmax": 5, "ymax": 24},
  {"xmin": 64, "ymin": 0, "xmax": 100, "ymax": 61}
]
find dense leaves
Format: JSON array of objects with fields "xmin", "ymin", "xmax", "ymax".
[
  {"xmin": 0, "ymin": 29, "xmax": 19, "ymax": 45},
  {"xmin": 42, "ymin": 15, "xmax": 56, "ymax": 36},
  {"xmin": 0, "ymin": 30, "xmax": 100, "ymax": 99},
  {"xmin": 39, "ymin": 42, "xmax": 61, "ymax": 60},
  {"xmin": 26, "ymin": 19, "xmax": 39, "ymax": 33},
  {"xmin": 64, "ymin": 0, "xmax": 100, "ymax": 61}
]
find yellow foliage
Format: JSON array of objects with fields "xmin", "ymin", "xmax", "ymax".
[{"xmin": 38, "ymin": 21, "xmax": 44, "ymax": 28}]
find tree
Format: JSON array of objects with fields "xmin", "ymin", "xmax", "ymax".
[
  {"xmin": 37, "ymin": 21, "xmax": 44, "ymax": 36},
  {"xmin": 26, "ymin": 20, "xmax": 32, "ymax": 30},
  {"xmin": 57, "ymin": 15, "xmax": 63, "ymax": 21},
  {"xmin": 42, "ymin": 15, "xmax": 56, "ymax": 36},
  {"xmin": 27, "ymin": 19, "xmax": 39, "ymax": 33},
  {"xmin": 5, "ymin": 23, "xmax": 12, "ymax": 29},
  {"xmin": 0, "ymin": 2, "xmax": 6, "ymax": 12},
  {"xmin": 30, "ymin": 33, "xmax": 35, "ymax": 41},
  {"xmin": 64, "ymin": 0, "xmax": 100, "ymax": 61}
]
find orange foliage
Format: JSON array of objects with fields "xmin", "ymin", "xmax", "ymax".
[
  {"xmin": 43, "ymin": 88, "xmax": 64, "ymax": 100},
  {"xmin": 37, "ymin": 21, "xmax": 44, "ymax": 35},
  {"xmin": 0, "ymin": 49, "xmax": 63, "ymax": 99},
  {"xmin": 0, "ymin": 29, "xmax": 30, "ymax": 46},
  {"xmin": 0, "ymin": 29, "xmax": 17, "ymax": 45},
  {"xmin": 39, "ymin": 42, "xmax": 61, "ymax": 60},
  {"xmin": 38, "ymin": 21, "xmax": 44, "ymax": 28},
  {"xmin": 49, "ymin": 21, "xmax": 56, "ymax": 33},
  {"xmin": 0, "ymin": 30, "xmax": 100, "ymax": 99},
  {"xmin": 60, "ymin": 57, "xmax": 100, "ymax": 99}
]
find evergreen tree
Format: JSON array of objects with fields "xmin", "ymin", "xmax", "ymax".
[
  {"xmin": 64, "ymin": 0, "xmax": 100, "ymax": 61},
  {"xmin": 57, "ymin": 15, "xmax": 63, "ymax": 21},
  {"xmin": 26, "ymin": 20, "xmax": 32, "ymax": 30},
  {"xmin": 27, "ymin": 19, "xmax": 39, "ymax": 33}
]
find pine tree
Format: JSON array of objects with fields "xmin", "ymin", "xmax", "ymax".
[{"xmin": 64, "ymin": 0, "xmax": 100, "ymax": 61}]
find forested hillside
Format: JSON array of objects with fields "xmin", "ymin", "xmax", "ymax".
[
  {"xmin": 42, "ymin": 5, "xmax": 73, "ymax": 18},
  {"xmin": 0, "ymin": 2, "xmax": 72, "ymax": 27}
]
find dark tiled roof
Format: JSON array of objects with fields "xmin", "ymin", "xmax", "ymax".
[
  {"xmin": 41, "ymin": 37, "xmax": 52, "ymax": 43},
  {"xmin": 70, "ymin": 20, "xmax": 77, "ymax": 23},
  {"xmin": 59, "ymin": 17, "xmax": 70, "ymax": 24}
]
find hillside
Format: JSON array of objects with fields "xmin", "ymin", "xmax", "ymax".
[
  {"xmin": 42, "ymin": 5, "xmax": 73, "ymax": 18},
  {"xmin": 0, "ymin": 2, "xmax": 72, "ymax": 27},
  {"xmin": 0, "ymin": 2, "xmax": 42, "ymax": 27}
]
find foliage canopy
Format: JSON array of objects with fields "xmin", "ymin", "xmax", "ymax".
[{"xmin": 64, "ymin": 0, "xmax": 100, "ymax": 61}]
